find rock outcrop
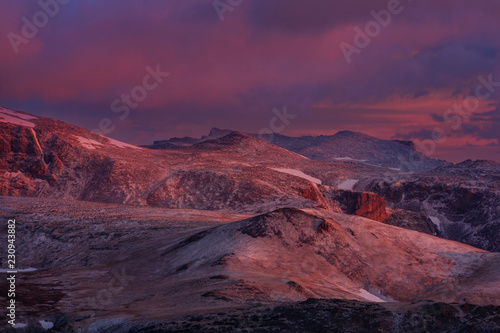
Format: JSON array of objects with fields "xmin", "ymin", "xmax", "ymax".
[{"xmin": 326, "ymin": 189, "xmax": 389, "ymax": 222}]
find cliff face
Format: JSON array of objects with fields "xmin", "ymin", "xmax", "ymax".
[
  {"xmin": 327, "ymin": 189, "xmax": 389, "ymax": 222},
  {"xmin": 384, "ymin": 210, "xmax": 439, "ymax": 235},
  {"xmin": 360, "ymin": 161, "xmax": 500, "ymax": 251},
  {"xmin": 3, "ymin": 126, "xmax": 48, "ymax": 176}
]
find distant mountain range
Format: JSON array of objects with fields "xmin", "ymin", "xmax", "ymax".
[{"xmin": 144, "ymin": 127, "xmax": 450, "ymax": 171}]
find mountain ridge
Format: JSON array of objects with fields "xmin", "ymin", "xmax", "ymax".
[{"xmin": 144, "ymin": 127, "xmax": 451, "ymax": 171}]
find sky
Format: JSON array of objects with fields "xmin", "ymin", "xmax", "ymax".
[{"xmin": 1, "ymin": 0, "xmax": 500, "ymax": 163}]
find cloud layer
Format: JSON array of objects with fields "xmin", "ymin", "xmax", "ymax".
[{"xmin": 1, "ymin": 0, "xmax": 499, "ymax": 162}]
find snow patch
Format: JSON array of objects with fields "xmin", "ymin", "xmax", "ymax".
[
  {"xmin": 76, "ymin": 135, "xmax": 142, "ymax": 150},
  {"xmin": 75, "ymin": 136, "xmax": 103, "ymax": 150},
  {"xmin": 88, "ymin": 318, "xmax": 128, "ymax": 333},
  {"xmin": 106, "ymin": 137, "xmax": 142, "ymax": 150},
  {"xmin": 0, "ymin": 268, "xmax": 37, "ymax": 272},
  {"xmin": 430, "ymin": 216, "xmax": 442, "ymax": 229},
  {"xmin": 0, "ymin": 108, "xmax": 38, "ymax": 120},
  {"xmin": 357, "ymin": 289, "xmax": 386, "ymax": 303},
  {"xmin": 0, "ymin": 108, "xmax": 37, "ymax": 127},
  {"xmin": 39, "ymin": 320, "xmax": 54, "ymax": 330},
  {"xmin": 337, "ymin": 179, "xmax": 358, "ymax": 190},
  {"xmin": 294, "ymin": 153, "xmax": 310, "ymax": 159},
  {"xmin": 334, "ymin": 156, "xmax": 367, "ymax": 162},
  {"xmin": 271, "ymin": 168, "xmax": 322, "ymax": 184}
]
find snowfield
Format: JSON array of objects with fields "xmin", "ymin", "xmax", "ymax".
[
  {"xmin": 337, "ymin": 179, "xmax": 358, "ymax": 190},
  {"xmin": 333, "ymin": 157, "xmax": 367, "ymax": 162},
  {"xmin": 429, "ymin": 216, "xmax": 442, "ymax": 230},
  {"xmin": 357, "ymin": 289, "xmax": 387, "ymax": 303},
  {"xmin": 0, "ymin": 268, "xmax": 37, "ymax": 273},
  {"xmin": 106, "ymin": 137, "xmax": 143, "ymax": 150},
  {"xmin": 39, "ymin": 321, "xmax": 54, "ymax": 330},
  {"xmin": 271, "ymin": 168, "xmax": 322, "ymax": 184},
  {"xmin": 75, "ymin": 136, "xmax": 103, "ymax": 149},
  {"xmin": 75, "ymin": 135, "xmax": 143, "ymax": 150},
  {"xmin": 0, "ymin": 107, "xmax": 37, "ymax": 127}
]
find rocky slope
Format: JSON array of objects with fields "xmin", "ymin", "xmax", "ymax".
[
  {"xmin": 0, "ymin": 108, "xmax": 329, "ymax": 213},
  {"xmin": 358, "ymin": 160, "xmax": 500, "ymax": 252},
  {"xmin": 125, "ymin": 299, "xmax": 500, "ymax": 333},
  {"xmin": 162, "ymin": 207, "xmax": 500, "ymax": 306},
  {"xmin": 1, "ymin": 197, "xmax": 498, "ymax": 332}
]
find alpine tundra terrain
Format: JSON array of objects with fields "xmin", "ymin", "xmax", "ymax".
[{"xmin": 1, "ymin": 106, "xmax": 500, "ymax": 332}]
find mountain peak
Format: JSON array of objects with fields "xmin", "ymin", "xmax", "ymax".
[
  {"xmin": 334, "ymin": 130, "xmax": 369, "ymax": 137},
  {"xmin": 193, "ymin": 131, "xmax": 260, "ymax": 149},
  {"xmin": 392, "ymin": 139, "xmax": 416, "ymax": 150},
  {"xmin": 225, "ymin": 130, "xmax": 253, "ymax": 139},
  {"xmin": 335, "ymin": 130, "xmax": 360, "ymax": 136},
  {"xmin": 208, "ymin": 127, "xmax": 233, "ymax": 138}
]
